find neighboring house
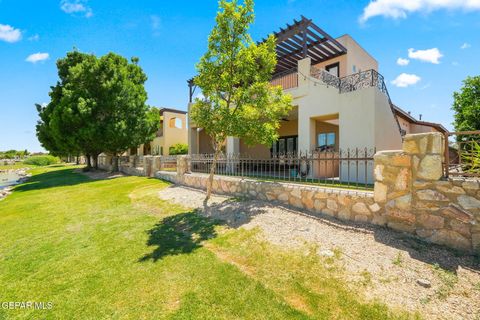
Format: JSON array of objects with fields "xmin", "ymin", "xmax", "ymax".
[
  {"xmin": 132, "ymin": 108, "xmax": 187, "ymax": 156},
  {"xmin": 186, "ymin": 16, "xmax": 447, "ymax": 181},
  {"xmin": 393, "ymin": 105, "xmax": 448, "ymax": 136}
]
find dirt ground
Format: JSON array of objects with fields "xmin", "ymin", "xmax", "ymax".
[{"xmin": 158, "ymin": 185, "xmax": 480, "ymax": 320}]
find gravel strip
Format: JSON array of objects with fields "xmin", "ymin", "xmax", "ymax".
[{"xmin": 158, "ymin": 185, "xmax": 480, "ymax": 320}]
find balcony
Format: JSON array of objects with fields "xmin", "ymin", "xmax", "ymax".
[
  {"xmin": 270, "ymin": 68, "xmax": 298, "ymax": 90},
  {"xmin": 310, "ymin": 66, "xmax": 389, "ymax": 96}
]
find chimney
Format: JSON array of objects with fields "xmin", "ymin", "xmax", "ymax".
[{"xmin": 419, "ymin": 114, "xmax": 422, "ymax": 120}]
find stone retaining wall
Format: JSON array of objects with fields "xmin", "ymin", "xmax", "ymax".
[
  {"xmin": 97, "ymin": 133, "xmax": 480, "ymax": 253},
  {"xmin": 156, "ymin": 168, "xmax": 377, "ymax": 222},
  {"xmin": 374, "ymin": 133, "xmax": 480, "ymax": 252}
]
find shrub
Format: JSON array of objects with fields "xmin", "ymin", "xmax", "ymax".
[
  {"xmin": 169, "ymin": 143, "xmax": 188, "ymax": 155},
  {"xmin": 24, "ymin": 155, "xmax": 60, "ymax": 166}
]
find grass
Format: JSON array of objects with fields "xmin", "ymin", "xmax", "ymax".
[
  {"xmin": 432, "ymin": 263, "xmax": 458, "ymax": 299},
  {"xmin": 392, "ymin": 252, "xmax": 404, "ymax": 266},
  {"xmin": 0, "ymin": 161, "xmax": 34, "ymax": 170},
  {"xmin": 0, "ymin": 165, "xmax": 419, "ymax": 319}
]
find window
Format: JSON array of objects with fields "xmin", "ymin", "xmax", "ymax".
[
  {"xmin": 169, "ymin": 117, "xmax": 183, "ymax": 129},
  {"xmin": 352, "ymin": 65, "xmax": 357, "ymax": 73},
  {"xmin": 272, "ymin": 135, "xmax": 298, "ymax": 155},
  {"xmin": 325, "ymin": 62, "xmax": 339, "ymax": 77},
  {"xmin": 317, "ymin": 132, "xmax": 336, "ymax": 151}
]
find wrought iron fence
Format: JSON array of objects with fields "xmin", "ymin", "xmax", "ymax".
[
  {"xmin": 310, "ymin": 66, "xmax": 340, "ymax": 89},
  {"xmin": 190, "ymin": 148, "xmax": 375, "ymax": 189},
  {"xmin": 271, "ymin": 67, "xmax": 298, "ymax": 90},
  {"xmin": 445, "ymin": 131, "xmax": 480, "ymax": 178}
]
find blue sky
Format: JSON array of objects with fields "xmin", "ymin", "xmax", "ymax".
[{"xmin": 0, "ymin": 0, "xmax": 479, "ymax": 152}]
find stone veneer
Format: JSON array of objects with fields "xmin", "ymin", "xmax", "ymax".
[
  {"xmin": 98, "ymin": 132, "xmax": 480, "ymax": 253},
  {"xmin": 374, "ymin": 132, "xmax": 480, "ymax": 252},
  {"xmin": 157, "ymin": 168, "xmax": 376, "ymax": 223}
]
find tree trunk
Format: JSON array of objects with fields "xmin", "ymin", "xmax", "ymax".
[
  {"xmin": 112, "ymin": 154, "xmax": 119, "ymax": 172},
  {"xmin": 206, "ymin": 147, "xmax": 221, "ymax": 201},
  {"xmin": 85, "ymin": 154, "xmax": 92, "ymax": 170},
  {"xmin": 92, "ymin": 153, "xmax": 99, "ymax": 170},
  {"xmin": 76, "ymin": 156, "xmax": 79, "ymax": 165}
]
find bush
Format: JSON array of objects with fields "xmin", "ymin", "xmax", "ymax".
[
  {"xmin": 169, "ymin": 143, "xmax": 188, "ymax": 155},
  {"xmin": 24, "ymin": 155, "xmax": 60, "ymax": 166}
]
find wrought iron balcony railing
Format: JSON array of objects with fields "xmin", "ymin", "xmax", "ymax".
[{"xmin": 310, "ymin": 67, "xmax": 402, "ymax": 136}]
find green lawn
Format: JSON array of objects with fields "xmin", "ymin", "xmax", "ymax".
[
  {"xmin": 0, "ymin": 165, "xmax": 419, "ymax": 319},
  {"xmin": 0, "ymin": 162, "xmax": 34, "ymax": 170}
]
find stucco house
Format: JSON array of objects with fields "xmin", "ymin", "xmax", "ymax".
[
  {"xmin": 132, "ymin": 108, "xmax": 188, "ymax": 156},
  {"xmin": 186, "ymin": 16, "xmax": 445, "ymax": 182},
  {"xmin": 393, "ymin": 105, "xmax": 447, "ymax": 136}
]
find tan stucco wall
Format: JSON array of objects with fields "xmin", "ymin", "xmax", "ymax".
[
  {"xmin": 161, "ymin": 111, "xmax": 188, "ymax": 155},
  {"xmin": 312, "ymin": 55, "xmax": 348, "ymax": 77},
  {"xmin": 336, "ymin": 34, "xmax": 378, "ymax": 75},
  {"xmin": 398, "ymin": 116, "xmax": 412, "ymax": 134},
  {"xmin": 295, "ymin": 78, "xmax": 401, "ymax": 152},
  {"xmin": 411, "ymin": 124, "xmax": 437, "ymax": 134},
  {"xmin": 134, "ymin": 110, "xmax": 188, "ymax": 156},
  {"xmin": 198, "ymin": 129, "xmax": 214, "ymax": 154}
]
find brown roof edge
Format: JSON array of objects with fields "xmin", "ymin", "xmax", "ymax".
[
  {"xmin": 393, "ymin": 105, "xmax": 448, "ymax": 134},
  {"xmin": 159, "ymin": 107, "xmax": 188, "ymax": 115}
]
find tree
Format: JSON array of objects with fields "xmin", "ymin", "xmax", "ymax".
[
  {"xmin": 93, "ymin": 53, "xmax": 159, "ymax": 171},
  {"xmin": 36, "ymin": 50, "xmax": 159, "ymax": 171},
  {"xmin": 36, "ymin": 50, "xmax": 99, "ymax": 168},
  {"xmin": 453, "ymin": 76, "xmax": 480, "ymax": 132},
  {"xmin": 190, "ymin": 0, "xmax": 292, "ymax": 200}
]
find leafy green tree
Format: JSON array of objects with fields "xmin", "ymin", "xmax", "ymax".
[
  {"xmin": 453, "ymin": 76, "xmax": 480, "ymax": 132},
  {"xmin": 36, "ymin": 51, "xmax": 97, "ymax": 168},
  {"xmin": 36, "ymin": 50, "xmax": 159, "ymax": 171},
  {"xmin": 190, "ymin": 0, "xmax": 292, "ymax": 200},
  {"xmin": 93, "ymin": 53, "xmax": 159, "ymax": 171}
]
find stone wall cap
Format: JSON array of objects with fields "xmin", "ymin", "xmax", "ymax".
[
  {"xmin": 404, "ymin": 132, "xmax": 444, "ymax": 139},
  {"xmin": 374, "ymin": 150, "xmax": 404, "ymax": 157},
  {"xmin": 185, "ymin": 172, "xmax": 373, "ymax": 197}
]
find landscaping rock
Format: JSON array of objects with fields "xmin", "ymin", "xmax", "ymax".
[{"xmin": 416, "ymin": 279, "xmax": 431, "ymax": 288}]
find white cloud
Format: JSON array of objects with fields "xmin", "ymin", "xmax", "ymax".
[
  {"xmin": 28, "ymin": 34, "xmax": 40, "ymax": 41},
  {"xmin": 150, "ymin": 15, "xmax": 161, "ymax": 36},
  {"xmin": 460, "ymin": 42, "xmax": 471, "ymax": 49},
  {"xmin": 0, "ymin": 24, "xmax": 22, "ymax": 43},
  {"xmin": 360, "ymin": 0, "xmax": 480, "ymax": 22},
  {"xmin": 26, "ymin": 52, "xmax": 49, "ymax": 63},
  {"xmin": 151, "ymin": 15, "xmax": 161, "ymax": 30},
  {"xmin": 391, "ymin": 73, "xmax": 421, "ymax": 87},
  {"xmin": 396, "ymin": 57, "xmax": 410, "ymax": 66},
  {"xmin": 60, "ymin": 0, "xmax": 93, "ymax": 18},
  {"xmin": 408, "ymin": 48, "xmax": 443, "ymax": 64}
]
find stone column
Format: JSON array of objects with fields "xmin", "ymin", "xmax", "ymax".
[
  {"xmin": 177, "ymin": 155, "xmax": 189, "ymax": 178},
  {"xmin": 144, "ymin": 156, "xmax": 153, "ymax": 177}
]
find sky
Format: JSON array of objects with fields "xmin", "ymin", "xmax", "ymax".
[{"xmin": 0, "ymin": 0, "xmax": 479, "ymax": 152}]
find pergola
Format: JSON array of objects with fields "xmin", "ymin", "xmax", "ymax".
[
  {"xmin": 269, "ymin": 16, "xmax": 347, "ymax": 74},
  {"xmin": 188, "ymin": 16, "xmax": 347, "ymax": 101}
]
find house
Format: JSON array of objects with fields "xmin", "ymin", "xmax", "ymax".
[
  {"xmin": 186, "ymin": 16, "xmax": 446, "ymax": 182},
  {"xmin": 131, "ymin": 108, "xmax": 187, "ymax": 156},
  {"xmin": 393, "ymin": 105, "xmax": 448, "ymax": 136}
]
